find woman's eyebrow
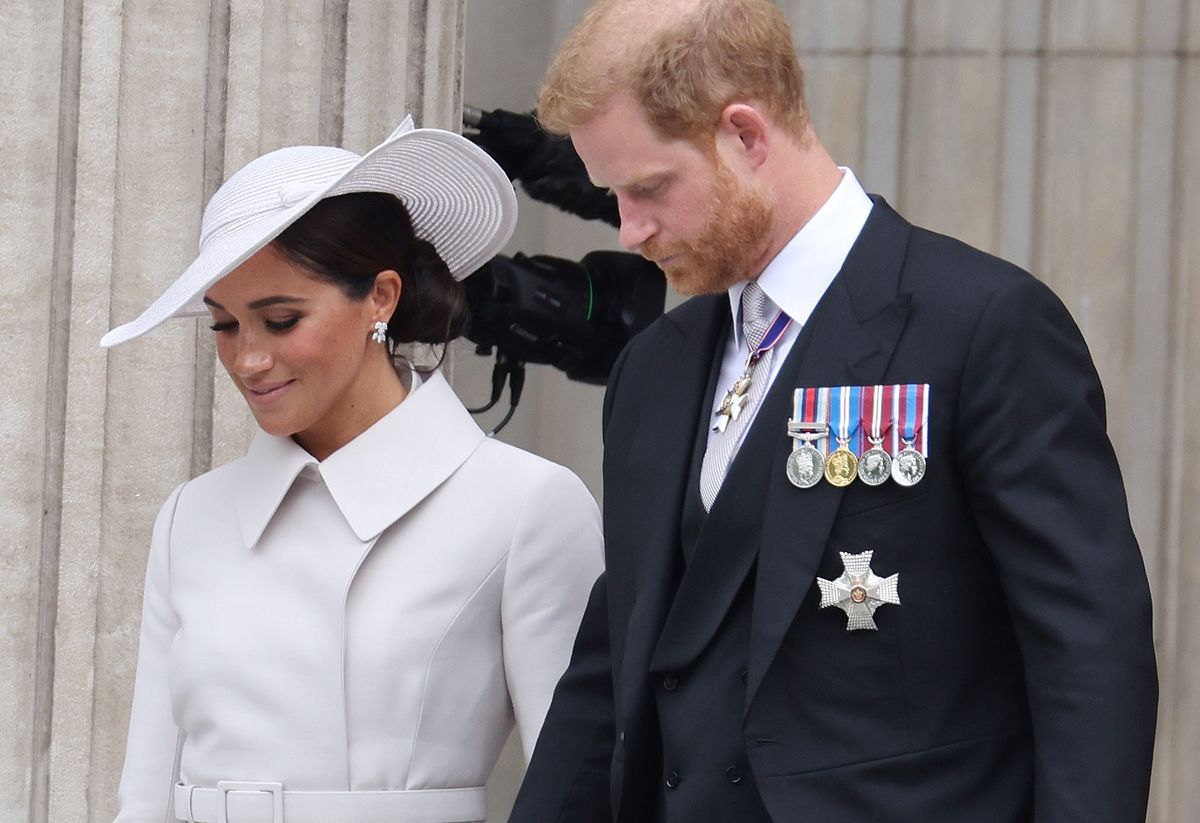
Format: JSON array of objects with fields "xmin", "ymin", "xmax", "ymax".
[{"xmin": 202, "ymin": 295, "xmax": 308, "ymax": 310}]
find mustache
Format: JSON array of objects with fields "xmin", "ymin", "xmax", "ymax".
[{"xmin": 639, "ymin": 239, "xmax": 684, "ymax": 263}]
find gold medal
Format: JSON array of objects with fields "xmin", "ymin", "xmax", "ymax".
[
  {"xmin": 824, "ymin": 386, "xmax": 858, "ymax": 487},
  {"xmin": 824, "ymin": 445, "xmax": 858, "ymax": 487}
]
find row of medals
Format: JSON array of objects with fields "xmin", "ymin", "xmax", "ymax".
[{"xmin": 785, "ymin": 421, "xmax": 927, "ymax": 490}]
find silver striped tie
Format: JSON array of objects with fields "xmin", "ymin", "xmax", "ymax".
[{"xmin": 699, "ymin": 281, "xmax": 774, "ymax": 510}]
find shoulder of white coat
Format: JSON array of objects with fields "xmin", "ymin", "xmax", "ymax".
[
  {"xmin": 465, "ymin": 440, "xmax": 601, "ymax": 536},
  {"xmin": 167, "ymin": 454, "xmax": 247, "ymax": 512},
  {"xmin": 468, "ymin": 438, "xmax": 591, "ymax": 493}
]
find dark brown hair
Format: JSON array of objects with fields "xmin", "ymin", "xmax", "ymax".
[{"xmin": 273, "ymin": 192, "xmax": 470, "ymax": 346}]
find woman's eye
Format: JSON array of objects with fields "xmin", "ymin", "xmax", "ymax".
[
  {"xmin": 266, "ymin": 317, "xmax": 300, "ymax": 332},
  {"xmin": 209, "ymin": 321, "xmax": 237, "ymax": 333}
]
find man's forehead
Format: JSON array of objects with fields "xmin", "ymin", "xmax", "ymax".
[{"xmin": 570, "ymin": 97, "xmax": 683, "ymax": 187}]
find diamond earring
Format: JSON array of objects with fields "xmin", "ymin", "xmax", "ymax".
[{"xmin": 371, "ymin": 320, "xmax": 388, "ymax": 344}]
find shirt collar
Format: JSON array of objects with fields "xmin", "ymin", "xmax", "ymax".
[
  {"xmin": 233, "ymin": 370, "xmax": 485, "ymax": 547},
  {"xmin": 728, "ymin": 167, "xmax": 873, "ymax": 350}
]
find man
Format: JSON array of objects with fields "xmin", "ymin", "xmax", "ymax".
[{"xmin": 511, "ymin": 1, "xmax": 1158, "ymax": 821}]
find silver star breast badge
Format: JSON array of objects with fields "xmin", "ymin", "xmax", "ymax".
[{"xmin": 817, "ymin": 550, "xmax": 900, "ymax": 631}]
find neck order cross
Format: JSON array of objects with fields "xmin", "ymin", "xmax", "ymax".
[{"xmin": 712, "ymin": 282, "xmax": 791, "ymax": 434}]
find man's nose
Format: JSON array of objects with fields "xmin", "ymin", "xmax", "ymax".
[{"xmin": 617, "ymin": 200, "xmax": 656, "ymax": 251}]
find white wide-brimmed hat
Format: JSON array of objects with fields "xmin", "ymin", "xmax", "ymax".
[{"xmin": 100, "ymin": 116, "xmax": 517, "ymax": 347}]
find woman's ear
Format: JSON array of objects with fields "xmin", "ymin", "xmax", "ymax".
[{"xmin": 372, "ymin": 269, "xmax": 403, "ymax": 321}]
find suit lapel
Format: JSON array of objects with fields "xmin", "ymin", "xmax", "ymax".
[
  {"xmin": 649, "ymin": 323, "xmax": 799, "ymax": 674},
  {"xmin": 613, "ymin": 296, "xmax": 728, "ymax": 712},
  {"xmin": 648, "ymin": 198, "xmax": 915, "ymax": 682},
  {"xmin": 746, "ymin": 198, "xmax": 914, "ymax": 705}
]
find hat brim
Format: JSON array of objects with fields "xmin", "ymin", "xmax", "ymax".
[{"xmin": 101, "ymin": 119, "xmax": 517, "ymax": 347}]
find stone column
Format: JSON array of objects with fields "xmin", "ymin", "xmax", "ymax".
[{"xmin": 0, "ymin": 1, "xmax": 466, "ymax": 820}]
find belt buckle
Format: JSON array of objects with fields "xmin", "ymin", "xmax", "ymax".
[{"xmin": 216, "ymin": 781, "xmax": 284, "ymax": 823}]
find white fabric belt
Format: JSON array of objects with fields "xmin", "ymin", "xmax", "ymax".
[{"xmin": 173, "ymin": 782, "xmax": 486, "ymax": 823}]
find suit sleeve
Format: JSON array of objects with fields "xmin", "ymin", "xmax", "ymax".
[
  {"xmin": 113, "ymin": 483, "xmax": 186, "ymax": 823},
  {"xmin": 955, "ymin": 275, "xmax": 1157, "ymax": 821},
  {"xmin": 501, "ymin": 464, "xmax": 604, "ymax": 761},
  {"xmin": 508, "ymin": 573, "xmax": 616, "ymax": 823},
  {"xmin": 508, "ymin": 343, "xmax": 635, "ymax": 823}
]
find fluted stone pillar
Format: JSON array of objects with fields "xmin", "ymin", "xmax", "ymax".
[{"xmin": 2, "ymin": 2, "xmax": 467, "ymax": 821}]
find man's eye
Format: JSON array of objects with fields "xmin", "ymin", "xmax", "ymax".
[{"xmin": 635, "ymin": 181, "xmax": 665, "ymax": 198}]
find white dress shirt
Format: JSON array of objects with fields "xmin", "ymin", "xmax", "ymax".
[{"xmin": 704, "ymin": 167, "xmax": 874, "ymax": 461}]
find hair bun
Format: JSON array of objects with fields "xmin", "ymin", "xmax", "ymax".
[{"xmin": 391, "ymin": 236, "xmax": 470, "ymax": 345}]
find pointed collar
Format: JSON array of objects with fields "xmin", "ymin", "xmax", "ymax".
[
  {"xmin": 727, "ymin": 167, "xmax": 873, "ymax": 350},
  {"xmin": 233, "ymin": 370, "xmax": 486, "ymax": 547}
]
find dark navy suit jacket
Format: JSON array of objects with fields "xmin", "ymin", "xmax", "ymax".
[{"xmin": 511, "ymin": 198, "xmax": 1157, "ymax": 822}]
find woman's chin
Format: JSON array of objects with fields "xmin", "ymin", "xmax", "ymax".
[{"xmin": 248, "ymin": 410, "xmax": 301, "ymax": 438}]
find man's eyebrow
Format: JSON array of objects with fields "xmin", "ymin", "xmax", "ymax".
[
  {"xmin": 202, "ymin": 295, "xmax": 308, "ymax": 311},
  {"xmin": 600, "ymin": 171, "xmax": 670, "ymax": 192}
]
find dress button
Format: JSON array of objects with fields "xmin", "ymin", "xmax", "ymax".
[
  {"xmin": 739, "ymin": 669, "xmax": 748, "ymax": 685},
  {"xmin": 726, "ymin": 765, "xmax": 743, "ymax": 784},
  {"xmin": 662, "ymin": 674, "xmax": 678, "ymax": 691},
  {"xmin": 665, "ymin": 770, "xmax": 681, "ymax": 789}
]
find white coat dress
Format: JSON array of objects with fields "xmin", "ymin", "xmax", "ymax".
[{"xmin": 113, "ymin": 371, "xmax": 604, "ymax": 823}]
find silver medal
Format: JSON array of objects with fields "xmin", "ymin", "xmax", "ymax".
[
  {"xmin": 858, "ymin": 446, "xmax": 892, "ymax": 486},
  {"xmin": 859, "ymin": 388, "xmax": 891, "ymax": 487},
  {"xmin": 891, "ymin": 446, "xmax": 926, "ymax": 486},
  {"xmin": 786, "ymin": 414, "xmax": 829, "ymax": 490},
  {"xmin": 786, "ymin": 443, "xmax": 825, "ymax": 489}
]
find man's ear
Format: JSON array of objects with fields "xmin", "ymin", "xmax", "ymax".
[{"xmin": 717, "ymin": 103, "xmax": 770, "ymax": 169}]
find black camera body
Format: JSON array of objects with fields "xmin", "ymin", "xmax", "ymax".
[{"xmin": 465, "ymin": 250, "xmax": 666, "ymax": 385}]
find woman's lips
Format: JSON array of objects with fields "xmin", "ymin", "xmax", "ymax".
[{"xmin": 243, "ymin": 379, "xmax": 294, "ymax": 405}]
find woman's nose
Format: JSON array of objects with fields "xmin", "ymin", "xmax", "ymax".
[{"xmin": 232, "ymin": 338, "xmax": 273, "ymax": 377}]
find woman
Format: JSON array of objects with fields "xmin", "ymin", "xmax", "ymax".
[{"xmin": 102, "ymin": 118, "xmax": 603, "ymax": 823}]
